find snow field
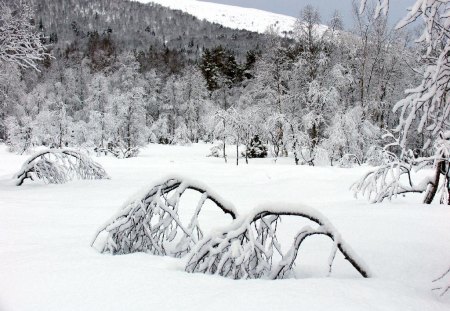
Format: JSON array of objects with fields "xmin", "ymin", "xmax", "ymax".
[
  {"xmin": 0, "ymin": 143, "xmax": 449, "ymax": 310},
  {"xmin": 140, "ymin": 0, "xmax": 299, "ymax": 34}
]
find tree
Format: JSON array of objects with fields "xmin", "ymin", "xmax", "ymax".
[
  {"xmin": 186, "ymin": 205, "xmax": 371, "ymax": 280},
  {"xmin": 358, "ymin": 0, "xmax": 450, "ymax": 295},
  {"xmin": 356, "ymin": 0, "xmax": 449, "ymax": 204},
  {"xmin": 0, "ymin": 0, "xmax": 49, "ymax": 71},
  {"xmin": 5, "ymin": 115, "xmax": 33, "ymax": 154},
  {"xmin": 86, "ymin": 73, "xmax": 113, "ymax": 152},
  {"xmin": 107, "ymin": 53, "xmax": 148, "ymax": 158},
  {"xmin": 15, "ymin": 148, "xmax": 109, "ymax": 185},
  {"xmin": 92, "ymin": 176, "xmax": 237, "ymax": 258},
  {"xmin": 223, "ymin": 107, "xmax": 259, "ymax": 165}
]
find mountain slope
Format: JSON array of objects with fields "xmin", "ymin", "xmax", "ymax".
[
  {"xmin": 31, "ymin": 0, "xmax": 267, "ymax": 66},
  {"xmin": 137, "ymin": 0, "xmax": 323, "ymax": 35}
]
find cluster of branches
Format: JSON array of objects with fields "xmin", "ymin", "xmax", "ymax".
[
  {"xmin": 185, "ymin": 205, "xmax": 371, "ymax": 279},
  {"xmin": 354, "ymin": 1, "xmax": 450, "ymax": 203},
  {"xmin": 353, "ymin": 131, "xmax": 450, "ymax": 204},
  {"xmin": 15, "ymin": 148, "xmax": 109, "ymax": 185},
  {"xmin": 0, "ymin": 0, "xmax": 49, "ymax": 71},
  {"xmin": 92, "ymin": 176, "xmax": 237, "ymax": 258},
  {"xmin": 92, "ymin": 176, "xmax": 370, "ymax": 280}
]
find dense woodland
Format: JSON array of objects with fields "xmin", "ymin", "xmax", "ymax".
[{"xmin": 0, "ymin": 0, "xmax": 433, "ymax": 166}]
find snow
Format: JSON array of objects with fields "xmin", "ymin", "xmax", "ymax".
[
  {"xmin": 136, "ymin": 0, "xmax": 327, "ymax": 35},
  {"xmin": 1, "ymin": 142, "xmax": 450, "ymax": 310}
]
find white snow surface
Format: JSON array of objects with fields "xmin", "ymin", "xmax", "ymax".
[
  {"xmin": 135, "ymin": 0, "xmax": 325, "ymax": 35},
  {"xmin": 1, "ymin": 143, "xmax": 450, "ymax": 310}
]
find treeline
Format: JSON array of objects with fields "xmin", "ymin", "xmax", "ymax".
[{"xmin": 0, "ymin": 1, "xmax": 422, "ymax": 165}]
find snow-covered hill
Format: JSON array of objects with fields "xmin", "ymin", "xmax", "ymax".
[{"xmin": 136, "ymin": 0, "xmax": 326, "ymax": 35}]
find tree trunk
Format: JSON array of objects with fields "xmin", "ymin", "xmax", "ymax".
[
  {"xmin": 236, "ymin": 137, "xmax": 239, "ymax": 166},
  {"xmin": 245, "ymin": 144, "xmax": 249, "ymax": 165},
  {"xmin": 443, "ymin": 164, "xmax": 450, "ymax": 205},
  {"xmin": 223, "ymin": 139, "xmax": 227, "ymax": 163},
  {"xmin": 423, "ymin": 160, "xmax": 444, "ymax": 204},
  {"xmin": 222, "ymin": 120, "xmax": 227, "ymax": 163}
]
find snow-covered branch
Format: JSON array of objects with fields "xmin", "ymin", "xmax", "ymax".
[
  {"xmin": 186, "ymin": 204, "xmax": 371, "ymax": 279},
  {"xmin": 361, "ymin": 0, "xmax": 449, "ymax": 151},
  {"xmin": 0, "ymin": 1, "xmax": 50, "ymax": 71},
  {"xmin": 92, "ymin": 176, "xmax": 237, "ymax": 258},
  {"xmin": 15, "ymin": 148, "xmax": 110, "ymax": 186},
  {"xmin": 353, "ymin": 131, "xmax": 450, "ymax": 203},
  {"xmin": 359, "ymin": 0, "xmax": 390, "ymax": 18}
]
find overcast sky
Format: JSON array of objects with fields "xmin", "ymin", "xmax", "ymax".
[{"xmin": 199, "ymin": 0, "xmax": 416, "ymax": 28}]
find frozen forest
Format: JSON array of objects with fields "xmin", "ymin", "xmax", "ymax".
[{"xmin": 0, "ymin": 0, "xmax": 449, "ymax": 310}]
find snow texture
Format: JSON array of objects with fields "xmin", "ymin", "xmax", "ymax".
[
  {"xmin": 1, "ymin": 143, "xmax": 450, "ymax": 310},
  {"xmin": 139, "ymin": 0, "xmax": 328, "ymax": 35}
]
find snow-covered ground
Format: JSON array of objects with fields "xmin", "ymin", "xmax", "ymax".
[
  {"xmin": 136, "ymin": 0, "xmax": 327, "ymax": 35},
  {"xmin": 0, "ymin": 143, "xmax": 449, "ymax": 310}
]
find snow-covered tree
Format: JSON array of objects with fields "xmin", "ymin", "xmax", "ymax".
[
  {"xmin": 322, "ymin": 106, "xmax": 380, "ymax": 167},
  {"xmin": 5, "ymin": 115, "xmax": 33, "ymax": 154},
  {"xmin": 86, "ymin": 73, "xmax": 113, "ymax": 152},
  {"xmin": 186, "ymin": 205, "xmax": 371, "ymax": 279},
  {"xmin": 0, "ymin": 0, "xmax": 49, "ymax": 71},
  {"xmin": 178, "ymin": 67, "xmax": 210, "ymax": 143},
  {"xmin": 111, "ymin": 86, "xmax": 147, "ymax": 158},
  {"xmin": 355, "ymin": 0, "xmax": 449, "ymax": 204},
  {"xmin": 356, "ymin": 1, "xmax": 450, "ymax": 292},
  {"xmin": 15, "ymin": 148, "xmax": 109, "ymax": 185},
  {"xmin": 92, "ymin": 176, "xmax": 237, "ymax": 258}
]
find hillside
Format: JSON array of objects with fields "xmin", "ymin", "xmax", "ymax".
[
  {"xmin": 30, "ymin": 0, "xmax": 267, "ymax": 63},
  {"xmin": 138, "ymin": 0, "xmax": 298, "ymax": 34},
  {"xmin": 138, "ymin": 0, "xmax": 328, "ymax": 35}
]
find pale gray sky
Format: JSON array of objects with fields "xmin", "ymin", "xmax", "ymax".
[{"xmin": 199, "ymin": 0, "xmax": 416, "ymax": 28}]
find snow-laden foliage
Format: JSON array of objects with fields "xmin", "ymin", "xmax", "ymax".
[
  {"xmin": 0, "ymin": 1, "xmax": 49, "ymax": 71},
  {"xmin": 392, "ymin": 1, "xmax": 450, "ymax": 152},
  {"xmin": 321, "ymin": 106, "xmax": 380, "ymax": 167},
  {"xmin": 186, "ymin": 204, "xmax": 371, "ymax": 280},
  {"xmin": 355, "ymin": 0, "xmax": 450, "ymax": 206},
  {"xmin": 15, "ymin": 149, "xmax": 109, "ymax": 186},
  {"xmin": 92, "ymin": 176, "xmax": 237, "ymax": 258},
  {"xmin": 353, "ymin": 131, "xmax": 450, "ymax": 204},
  {"xmin": 359, "ymin": 0, "xmax": 389, "ymax": 18},
  {"xmin": 2, "ymin": 0, "xmax": 418, "ymax": 164},
  {"xmin": 360, "ymin": 0, "xmax": 450, "ymax": 151},
  {"xmin": 242, "ymin": 135, "xmax": 267, "ymax": 159},
  {"xmin": 5, "ymin": 115, "xmax": 33, "ymax": 154}
]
